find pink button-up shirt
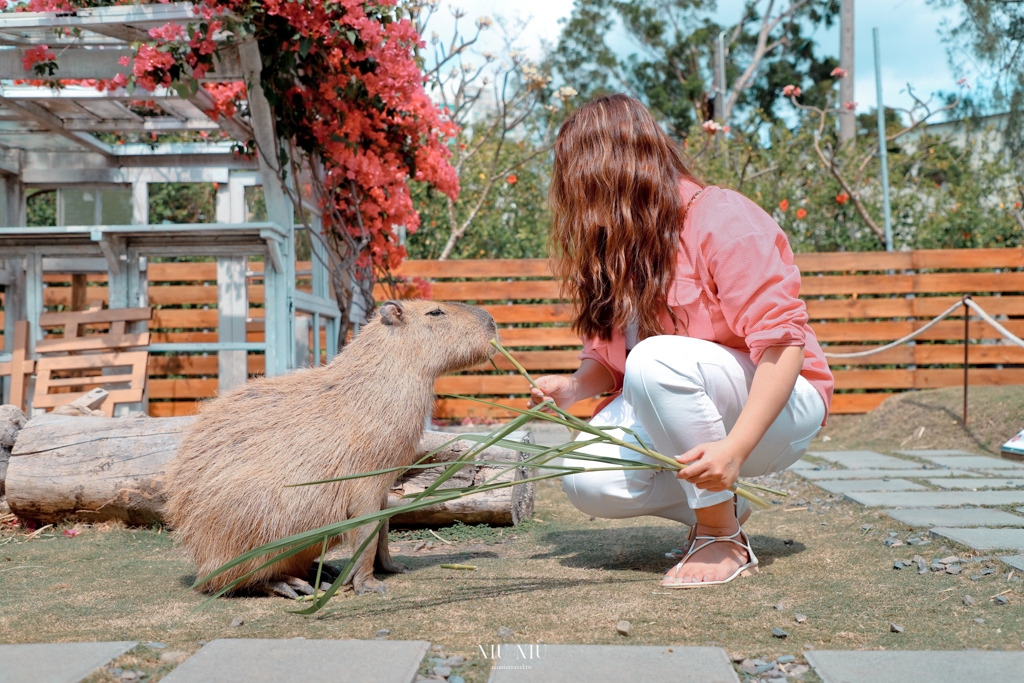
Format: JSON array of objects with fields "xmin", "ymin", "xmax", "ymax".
[{"xmin": 578, "ymin": 179, "xmax": 834, "ymax": 424}]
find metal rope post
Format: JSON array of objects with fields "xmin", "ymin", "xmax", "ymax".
[{"xmin": 963, "ymin": 294, "xmax": 971, "ymax": 426}]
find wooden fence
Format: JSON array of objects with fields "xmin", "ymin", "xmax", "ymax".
[{"xmin": 2, "ymin": 247, "xmax": 1023, "ymax": 419}]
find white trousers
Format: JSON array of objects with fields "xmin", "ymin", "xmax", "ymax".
[{"xmin": 561, "ymin": 336, "xmax": 825, "ymax": 526}]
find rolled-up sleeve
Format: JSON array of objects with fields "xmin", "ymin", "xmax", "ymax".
[
  {"xmin": 700, "ymin": 197, "xmax": 808, "ymax": 365},
  {"xmin": 579, "ymin": 335, "xmax": 625, "ymax": 392}
]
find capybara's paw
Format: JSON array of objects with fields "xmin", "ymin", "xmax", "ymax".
[
  {"xmin": 354, "ymin": 578, "xmax": 387, "ymax": 595},
  {"xmin": 308, "ymin": 562, "xmax": 341, "ymax": 584},
  {"xmin": 375, "ymin": 559, "xmax": 407, "ymax": 574}
]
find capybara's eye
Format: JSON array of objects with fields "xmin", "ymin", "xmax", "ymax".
[{"xmin": 426, "ymin": 308, "xmax": 446, "ymax": 316}]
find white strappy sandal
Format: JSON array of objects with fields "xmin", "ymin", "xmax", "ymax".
[{"xmin": 661, "ymin": 527, "xmax": 759, "ymax": 588}]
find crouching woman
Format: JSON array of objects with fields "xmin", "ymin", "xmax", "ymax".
[{"xmin": 529, "ymin": 94, "xmax": 834, "ymax": 588}]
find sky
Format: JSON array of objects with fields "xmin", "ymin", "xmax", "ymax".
[{"xmin": 423, "ymin": 0, "xmax": 967, "ymax": 115}]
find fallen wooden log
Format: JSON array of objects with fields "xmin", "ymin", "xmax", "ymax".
[
  {"xmin": 6, "ymin": 413, "xmax": 192, "ymax": 525},
  {"xmin": 5, "ymin": 415, "xmax": 535, "ymax": 527},
  {"xmin": 389, "ymin": 430, "xmax": 536, "ymax": 527},
  {"xmin": 0, "ymin": 404, "xmax": 29, "ymax": 496}
]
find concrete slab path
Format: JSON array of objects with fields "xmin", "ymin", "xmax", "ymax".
[
  {"xmin": 805, "ymin": 650, "xmax": 1024, "ymax": 683},
  {"xmin": 812, "ymin": 479, "xmax": 928, "ymax": 494},
  {"xmin": 900, "ymin": 454, "xmax": 1024, "ymax": 470},
  {"xmin": 159, "ymin": 639, "xmax": 430, "ymax": 683},
  {"xmin": 486, "ymin": 645, "xmax": 738, "ymax": 683},
  {"xmin": 807, "ymin": 452, "xmax": 923, "ymax": 469},
  {"xmin": 796, "ymin": 468, "xmax": 977, "ymax": 480},
  {"xmin": 0, "ymin": 641, "xmax": 137, "ymax": 683},
  {"xmin": 929, "ymin": 527, "xmax": 1024, "ymax": 552},
  {"xmin": 928, "ymin": 478, "xmax": 1024, "ymax": 490},
  {"xmin": 845, "ymin": 490, "xmax": 1024, "ymax": 508},
  {"xmin": 883, "ymin": 508, "xmax": 1024, "ymax": 528}
]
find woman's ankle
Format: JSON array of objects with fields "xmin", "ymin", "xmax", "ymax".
[{"xmin": 692, "ymin": 498, "xmax": 739, "ymax": 533}]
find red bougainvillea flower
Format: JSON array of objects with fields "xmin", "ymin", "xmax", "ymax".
[
  {"xmin": 836, "ymin": 192, "xmax": 850, "ymax": 205},
  {"xmin": 779, "ymin": 199, "xmax": 790, "ymax": 212},
  {"xmin": 796, "ymin": 208, "xmax": 807, "ymax": 219},
  {"xmin": 830, "ymin": 67, "xmax": 847, "ymax": 78},
  {"xmin": 843, "ymin": 101, "xmax": 858, "ymax": 111},
  {"xmin": 22, "ymin": 45, "xmax": 55, "ymax": 71},
  {"xmin": 507, "ymin": 174, "xmax": 518, "ymax": 185},
  {"xmin": 782, "ymin": 84, "xmax": 801, "ymax": 98}
]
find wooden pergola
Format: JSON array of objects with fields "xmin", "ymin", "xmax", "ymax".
[{"xmin": 0, "ymin": 3, "xmax": 342, "ymax": 413}]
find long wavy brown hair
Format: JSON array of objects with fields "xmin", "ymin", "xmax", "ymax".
[{"xmin": 549, "ymin": 94, "xmax": 702, "ymax": 342}]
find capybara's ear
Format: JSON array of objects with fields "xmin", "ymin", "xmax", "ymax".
[{"xmin": 379, "ymin": 300, "xmax": 406, "ymax": 326}]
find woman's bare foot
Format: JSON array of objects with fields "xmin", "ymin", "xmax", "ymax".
[
  {"xmin": 663, "ymin": 523, "xmax": 750, "ymax": 584},
  {"xmin": 662, "ymin": 498, "xmax": 755, "ymax": 586}
]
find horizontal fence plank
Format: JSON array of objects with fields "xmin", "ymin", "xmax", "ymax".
[
  {"xmin": 793, "ymin": 248, "xmax": 1024, "ymax": 272},
  {"xmin": 395, "ymin": 259, "xmax": 552, "ymax": 279},
  {"xmin": 829, "ymin": 393, "xmax": 890, "ymax": 413},
  {"xmin": 816, "ymin": 319, "xmax": 1024, "ymax": 342},
  {"xmin": 805, "ymin": 295, "xmax": 1024, "ymax": 320},
  {"xmin": 149, "ymin": 354, "xmax": 266, "ymax": 376},
  {"xmin": 149, "ymin": 378, "xmax": 218, "ymax": 400},
  {"xmin": 148, "ymin": 401, "xmax": 199, "ymax": 417},
  {"xmin": 433, "ymin": 397, "xmax": 599, "ymax": 420}
]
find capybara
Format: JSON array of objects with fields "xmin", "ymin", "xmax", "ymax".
[{"xmin": 166, "ymin": 300, "xmax": 497, "ymax": 597}]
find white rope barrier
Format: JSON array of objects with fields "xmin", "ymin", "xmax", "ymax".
[
  {"xmin": 822, "ymin": 297, "xmax": 1024, "ymax": 359},
  {"xmin": 964, "ymin": 298, "xmax": 1024, "ymax": 349}
]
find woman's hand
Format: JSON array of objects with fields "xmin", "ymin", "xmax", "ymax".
[
  {"xmin": 674, "ymin": 438, "xmax": 748, "ymax": 492},
  {"xmin": 528, "ymin": 375, "xmax": 579, "ymax": 410}
]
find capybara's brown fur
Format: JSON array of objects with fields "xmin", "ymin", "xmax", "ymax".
[{"xmin": 166, "ymin": 300, "xmax": 497, "ymax": 595}]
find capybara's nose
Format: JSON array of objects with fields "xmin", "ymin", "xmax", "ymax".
[{"xmin": 470, "ymin": 305, "xmax": 497, "ymax": 335}]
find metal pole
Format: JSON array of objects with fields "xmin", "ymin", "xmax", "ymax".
[
  {"xmin": 872, "ymin": 28, "xmax": 894, "ymax": 252},
  {"xmin": 839, "ymin": 0, "xmax": 855, "ymax": 144},
  {"xmin": 963, "ymin": 295, "xmax": 970, "ymax": 426}
]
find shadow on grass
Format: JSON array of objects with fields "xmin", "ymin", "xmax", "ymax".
[{"xmin": 530, "ymin": 526, "xmax": 806, "ymax": 573}]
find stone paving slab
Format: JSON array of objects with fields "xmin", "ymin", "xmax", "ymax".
[
  {"xmin": 845, "ymin": 490, "xmax": 1024, "ymax": 508},
  {"xmin": 1000, "ymin": 555, "xmax": 1024, "ymax": 571},
  {"xmin": 486, "ymin": 645, "xmax": 738, "ymax": 683},
  {"xmin": 804, "ymin": 650, "xmax": 1024, "ymax": 683},
  {"xmin": 929, "ymin": 527, "xmax": 1024, "ymax": 552},
  {"xmin": 895, "ymin": 449, "xmax": 978, "ymax": 457},
  {"xmin": 883, "ymin": 508, "xmax": 1024, "ymax": 528},
  {"xmin": 928, "ymin": 478, "xmax": 1024, "ymax": 490},
  {"xmin": 0, "ymin": 641, "xmax": 137, "ymax": 683},
  {"xmin": 160, "ymin": 639, "xmax": 430, "ymax": 683},
  {"xmin": 812, "ymin": 479, "xmax": 928, "ymax": 494},
  {"xmin": 787, "ymin": 458, "xmax": 815, "ymax": 470},
  {"xmin": 904, "ymin": 454, "xmax": 1024, "ymax": 470},
  {"xmin": 806, "ymin": 451, "xmax": 921, "ymax": 469},
  {"xmin": 796, "ymin": 468, "xmax": 977, "ymax": 480}
]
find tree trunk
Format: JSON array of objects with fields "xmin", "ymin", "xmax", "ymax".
[{"xmin": 5, "ymin": 416, "xmax": 536, "ymax": 528}]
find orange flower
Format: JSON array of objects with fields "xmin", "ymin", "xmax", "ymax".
[
  {"xmin": 796, "ymin": 208, "xmax": 807, "ymax": 219},
  {"xmin": 779, "ymin": 199, "xmax": 789, "ymax": 212},
  {"xmin": 835, "ymin": 192, "xmax": 850, "ymax": 205},
  {"xmin": 507, "ymin": 174, "xmax": 518, "ymax": 185}
]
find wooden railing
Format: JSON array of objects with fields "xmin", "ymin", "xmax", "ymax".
[{"xmin": 2, "ymin": 247, "xmax": 1022, "ymax": 419}]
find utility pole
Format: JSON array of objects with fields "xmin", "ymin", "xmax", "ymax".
[
  {"xmin": 839, "ymin": 0, "xmax": 855, "ymax": 144},
  {"xmin": 873, "ymin": 27, "xmax": 894, "ymax": 252},
  {"xmin": 713, "ymin": 31, "xmax": 727, "ymax": 123}
]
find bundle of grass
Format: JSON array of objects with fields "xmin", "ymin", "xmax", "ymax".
[{"xmin": 192, "ymin": 341, "xmax": 785, "ymax": 613}]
